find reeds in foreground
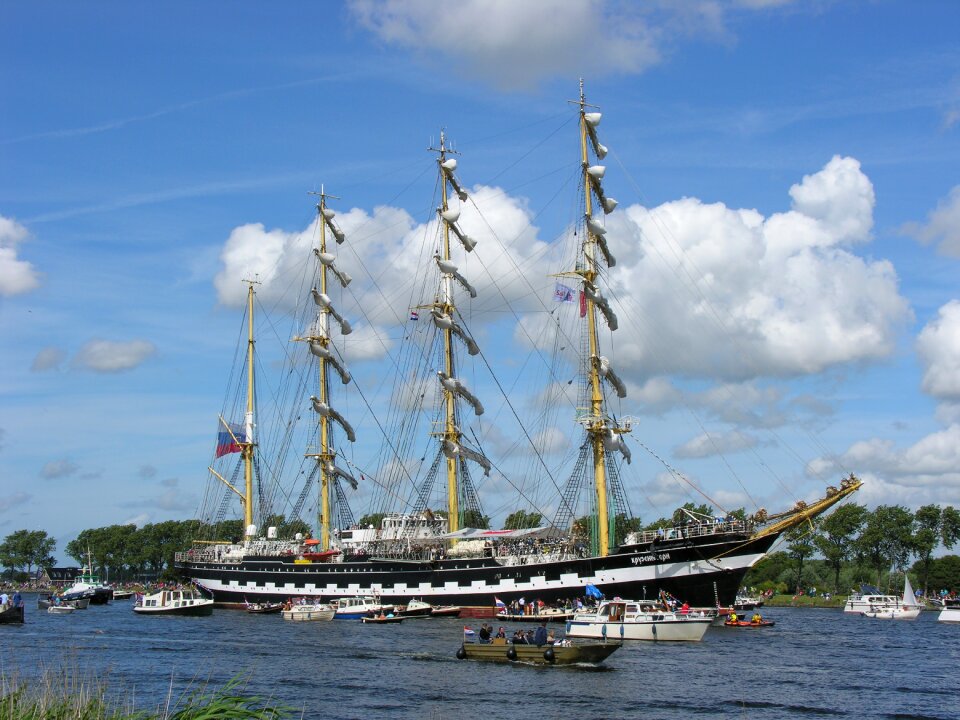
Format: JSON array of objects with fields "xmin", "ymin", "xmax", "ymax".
[{"xmin": 0, "ymin": 665, "xmax": 297, "ymax": 720}]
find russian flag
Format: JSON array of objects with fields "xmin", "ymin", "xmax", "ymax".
[
  {"xmin": 494, "ymin": 597, "xmax": 506, "ymax": 609},
  {"xmin": 216, "ymin": 422, "xmax": 246, "ymax": 458}
]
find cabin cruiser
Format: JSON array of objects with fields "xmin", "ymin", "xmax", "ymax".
[
  {"xmin": 332, "ymin": 596, "xmax": 393, "ymax": 619},
  {"xmin": 566, "ymin": 599, "xmax": 713, "ymax": 642},
  {"xmin": 133, "ymin": 588, "xmax": 213, "ymax": 616}
]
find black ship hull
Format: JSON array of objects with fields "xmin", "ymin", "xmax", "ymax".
[{"xmin": 176, "ymin": 530, "xmax": 779, "ymax": 614}]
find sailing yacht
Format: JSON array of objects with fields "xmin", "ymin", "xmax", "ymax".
[{"xmin": 176, "ymin": 83, "xmax": 861, "ymax": 614}]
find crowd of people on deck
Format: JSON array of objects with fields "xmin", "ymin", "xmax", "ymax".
[{"xmin": 475, "ymin": 621, "xmax": 565, "ymax": 647}]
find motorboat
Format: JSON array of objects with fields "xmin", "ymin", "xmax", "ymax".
[
  {"xmin": 430, "ymin": 605, "xmax": 462, "ymax": 618},
  {"xmin": 112, "ymin": 589, "xmax": 135, "ymax": 600},
  {"xmin": 937, "ymin": 600, "xmax": 960, "ymax": 623},
  {"xmin": 245, "ymin": 601, "xmax": 283, "ymax": 614},
  {"xmin": 133, "ymin": 588, "xmax": 214, "ymax": 616},
  {"xmin": 281, "ymin": 601, "xmax": 335, "ymax": 621},
  {"xmin": 566, "ymin": 599, "xmax": 713, "ymax": 642},
  {"xmin": 48, "ymin": 605, "xmax": 74, "ymax": 615},
  {"xmin": 362, "ymin": 614, "xmax": 403, "ymax": 624},
  {"xmin": 331, "ymin": 596, "xmax": 392, "ymax": 619},
  {"xmin": 396, "ymin": 599, "xmax": 433, "ymax": 618},
  {"xmin": 457, "ymin": 636, "xmax": 621, "ymax": 665}
]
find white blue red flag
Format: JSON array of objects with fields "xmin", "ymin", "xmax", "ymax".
[
  {"xmin": 553, "ymin": 282, "xmax": 576, "ymax": 303},
  {"xmin": 494, "ymin": 597, "xmax": 506, "ymax": 609},
  {"xmin": 216, "ymin": 422, "xmax": 246, "ymax": 458}
]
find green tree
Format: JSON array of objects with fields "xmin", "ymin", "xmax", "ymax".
[
  {"xmin": 856, "ymin": 505, "xmax": 915, "ymax": 586},
  {"xmin": 0, "ymin": 529, "xmax": 56, "ymax": 580},
  {"xmin": 461, "ymin": 510, "xmax": 490, "ymax": 529},
  {"xmin": 941, "ymin": 506, "xmax": 960, "ymax": 548},
  {"xmin": 917, "ymin": 554, "xmax": 960, "ymax": 594},
  {"xmin": 614, "ymin": 514, "xmax": 642, "ymax": 545},
  {"xmin": 785, "ymin": 522, "xmax": 819, "ymax": 594},
  {"xmin": 357, "ymin": 513, "xmax": 387, "ymax": 530},
  {"xmin": 815, "ymin": 503, "xmax": 868, "ymax": 592},
  {"xmin": 672, "ymin": 503, "xmax": 714, "ymax": 525},
  {"xmin": 503, "ymin": 510, "xmax": 543, "ymax": 530},
  {"xmin": 914, "ymin": 504, "xmax": 946, "ymax": 595}
]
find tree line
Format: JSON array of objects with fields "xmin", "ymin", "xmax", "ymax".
[{"xmin": 746, "ymin": 503, "xmax": 960, "ymax": 594}]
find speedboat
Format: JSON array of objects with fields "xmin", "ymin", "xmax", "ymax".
[
  {"xmin": 937, "ymin": 600, "xmax": 960, "ymax": 623},
  {"xmin": 133, "ymin": 588, "xmax": 213, "ymax": 616},
  {"xmin": 566, "ymin": 599, "xmax": 712, "ymax": 642},
  {"xmin": 48, "ymin": 605, "xmax": 74, "ymax": 615}
]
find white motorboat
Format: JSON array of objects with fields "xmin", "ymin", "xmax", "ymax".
[
  {"xmin": 133, "ymin": 588, "xmax": 213, "ymax": 616},
  {"xmin": 396, "ymin": 599, "xmax": 433, "ymax": 618},
  {"xmin": 856, "ymin": 577, "xmax": 922, "ymax": 620},
  {"xmin": 48, "ymin": 605, "xmax": 75, "ymax": 615},
  {"xmin": 281, "ymin": 601, "xmax": 335, "ymax": 621},
  {"xmin": 332, "ymin": 596, "xmax": 392, "ymax": 619},
  {"xmin": 937, "ymin": 600, "xmax": 960, "ymax": 623},
  {"xmin": 566, "ymin": 599, "xmax": 713, "ymax": 642}
]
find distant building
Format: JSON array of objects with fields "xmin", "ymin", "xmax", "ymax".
[{"xmin": 39, "ymin": 567, "xmax": 81, "ymax": 587}]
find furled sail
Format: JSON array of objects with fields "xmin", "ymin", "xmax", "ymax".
[
  {"xmin": 311, "ymin": 289, "xmax": 353, "ymax": 335},
  {"xmin": 438, "ymin": 371, "xmax": 484, "ymax": 416},
  {"xmin": 431, "ymin": 309, "xmax": 480, "ymax": 355},
  {"xmin": 596, "ymin": 356, "xmax": 627, "ymax": 399},
  {"xmin": 583, "ymin": 282, "xmax": 618, "ymax": 331},
  {"xmin": 603, "ymin": 428, "xmax": 632, "ymax": 464},
  {"xmin": 321, "ymin": 207, "xmax": 346, "ymax": 244},
  {"xmin": 314, "ymin": 249, "xmax": 352, "ymax": 288},
  {"xmin": 308, "ymin": 340, "xmax": 351, "ymax": 384},
  {"xmin": 586, "ymin": 216, "xmax": 617, "ymax": 267},
  {"xmin": 324, "ymin": 459, "xmax": 358, "ymax": 490},
  {"xmin": 439, "ymin": 207, "xmax": 477, "ymax": 252},
  {"xmin": 440, "ymin": 157, "xmax": 469, "ymax": 201},
  {"xmin": 310, "ymin": 397, "xmax": 356, "ymax": 443},
  {"xmin": 434, "ymin": 254, "xmax": 477, "ymax": 299},
  {"xmin": 442, "ymin": 439, "xmax": 492, "ymax": 476}
]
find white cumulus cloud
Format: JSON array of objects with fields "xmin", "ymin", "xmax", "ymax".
[
  {"xmin": 31, "ymin": 346, "xmax": 65, "ymax": 372},
  {"xmin": 73, "ymin": 339, "xmax": 156, "ymax": 372},
  {"xmin": 917, "ymin": 300, "xmax": 960, "ymax": 402},
  {"xmin": 0, "ymin": 214, "xmax": 40, "ymax": 296}
]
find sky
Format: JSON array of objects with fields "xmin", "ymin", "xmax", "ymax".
[{"xmin": 2, "ymin": 1, "xmax": 960, "ymax": 562}]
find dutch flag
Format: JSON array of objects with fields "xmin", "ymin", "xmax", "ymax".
[{"xmin": 494, "ymin": 597, "xmax": 506, "ymax": 609}]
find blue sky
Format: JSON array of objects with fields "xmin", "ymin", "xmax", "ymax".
[{"xmin": 2, "ymin": 1, "xmax": 960, "ymax": 561}]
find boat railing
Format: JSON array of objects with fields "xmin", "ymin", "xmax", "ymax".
[{"xmin": 626, "ymin": 519, "xmax": 750, "ymax": 546}]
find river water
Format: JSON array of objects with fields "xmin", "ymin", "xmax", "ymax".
[{"xmin": 1, "ymin": 596, "xmax": 957, "ymax": 719}]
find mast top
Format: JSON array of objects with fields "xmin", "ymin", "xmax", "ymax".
[
  {"xmin": 429, "ymin": 128, "xmax": 461, "ymax": 157},
  {"xmin": 568, "ymin": 77, "xmax": 600, "ymax": 111}
]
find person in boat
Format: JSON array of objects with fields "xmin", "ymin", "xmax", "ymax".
[
  {"xmin": 495, "ymin": 626, "xmax": 506, "ymax": 639},
  {"xmin": 512, "ymin": 629, "xmax": 527, "ymax": 644},
  {"xmin": 534, "ymin": 622, "xmax": 548, "ymax": 647},
  {"xmin": 680, "ymin": 602, "xmax": 690, "ymax": 615},
  {"xmin": 752, "ymin": 613, "xmax": 763, "ymax": 623},
  {"xmin": 478, "ymin": 624, "xmax": 491, "ymax": 643},
  {"xmin": 12, "ymin": 591, "xmax": 22, "ymax": 608},
  {"xmin": 729, "ymin": 612, "xmax": 738, "ymax": 623},
  {"xmin": 546, "ymin": 629, "xmax": 556, "ymax": 645}
]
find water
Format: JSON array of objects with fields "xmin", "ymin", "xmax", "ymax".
[{"xmin": 1, "ymin": 597, "xmax": 957, "ymax": 719}]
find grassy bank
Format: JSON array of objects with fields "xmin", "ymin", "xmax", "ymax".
[
  {"xmin": 0, "ymin": 667, "xmax": 297, "ymax": 720},
  {"xmin": 762, "ymin": 594, "xmax": 846, "ymax": 609}
]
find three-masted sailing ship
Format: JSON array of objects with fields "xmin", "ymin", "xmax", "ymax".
[{"xmin": 176, "ymin": 84, "xmax": 861, "ymax": 612}]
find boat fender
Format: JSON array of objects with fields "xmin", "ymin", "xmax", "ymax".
[
  {"xmin": 506, "ymin": 646, "xmax": 518, "ymax": 661},
  {"xmin": 456, "ymin": 645, "xmax": 467, "ymax": 660},
  {"xmin": 543, "ymin": 647, "xmax": 555, "ymax": 663}
]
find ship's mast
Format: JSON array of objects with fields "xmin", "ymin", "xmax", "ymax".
[
  {"xmin": 241, "ymin": 278, "xmax": 258, "ymax": 531},
  {"xmin": 303, "ymin": 188, "xmax": 356, "ymax": 550},
  {"xmin": 566, "ymin": 79, "xmax": 628, "ymax": 557},
  {"xmin": 438, "ymin": 134, "xmax": 460, "ymax": 533},
  {"xmin": 427, "ymin": 131, "xmax": 487, "ymax": 533}
]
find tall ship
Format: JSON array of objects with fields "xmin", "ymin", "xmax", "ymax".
[{"xmin": 176, "ymin": 83, "xmax": 860, "ymax": 613}]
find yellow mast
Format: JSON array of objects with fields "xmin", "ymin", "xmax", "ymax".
[
  {"xmin": 577, "ymin": 85, "xmax": 612, "ymax": 557},
  {"xmin": 241, "ymin": 279, "xmax": 258, "ymax": 531},
  {"xmin": 316, "ymin": 191, "xmax": 333, "ymax": 550},
  {"xmin": 438, "ymin": 132, "xmax": 459, "ymax": 533}
]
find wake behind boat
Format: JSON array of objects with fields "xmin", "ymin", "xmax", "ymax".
[{"xmin": 176, "ymin": 83, "xmax": 862, "ymax": 615}]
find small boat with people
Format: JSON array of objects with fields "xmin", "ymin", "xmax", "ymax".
[
  {"xmin": 566, "ymin": 598, "xmax": 713, "ymax": 642},
  {"xmin": 430, "ymin": 605, "xmax": 462, "ymax": 618},
  {"xmin": 245, "ymin": 601, "xmax": 284, "ymax": 614},
  {"xmin": 724, "ymin": 612, "xmax": 774, "ymax": 628},
  {"xmin": 362, "ymin": 613, "xmax": 403, "ymax": 624},
  {"xmin": 133, "ymin": 588, "xmax": 214, "ymax": 616},
  {"xmin": 457, "ymin": 626, "xmax": 620, "ymax": 666}
]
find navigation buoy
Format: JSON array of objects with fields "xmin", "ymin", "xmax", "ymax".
[{"xmin": 456, "ymin": 646, "xmax": 467, "ymax": 660}]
